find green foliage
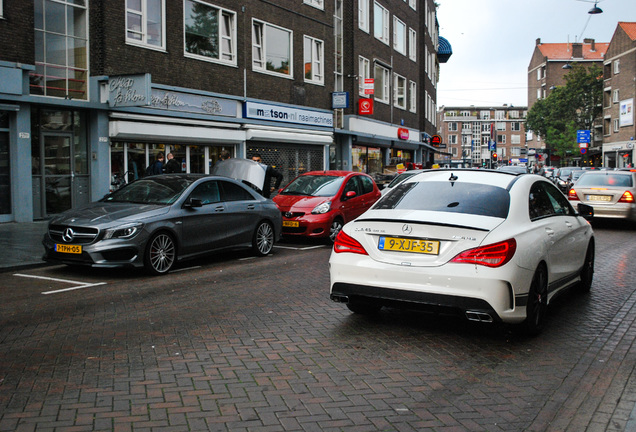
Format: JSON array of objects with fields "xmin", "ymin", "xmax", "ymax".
[{"xmin": 525, "ymin": 64, "xmax": 603, "ymax": 158}]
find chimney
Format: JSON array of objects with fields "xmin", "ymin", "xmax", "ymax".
[
  {"xmin": 536, "ymin": 38, "xmax": 541, "ymax": 46},
  {"xmin": 572, "ymin": 43, "xmax": 583, "ymax": 59}
]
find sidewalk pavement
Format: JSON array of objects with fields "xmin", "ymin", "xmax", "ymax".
[{"xmin": 0, "ymin": 220, "xmax": 50, "ymax": 272}]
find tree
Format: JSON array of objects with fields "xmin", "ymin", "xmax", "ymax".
[{"xmin": 525, "ymin": 64, "xmax": 603, "ymax": 162}]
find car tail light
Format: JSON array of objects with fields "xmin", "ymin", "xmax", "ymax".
[
  {"xmin": 619, "ymin": 191, "xmax": 634, "ymax": 203},
  {"xmin": 568, "ymin": 189, "xmax": 579, "ymax": 201},
  {"xmin": 451, "ymin": 239, "xmax": 516, "ymax": 268},
  {"xmin": 333, "ymin": 230, "xmax": 368, "ymax": 255}
]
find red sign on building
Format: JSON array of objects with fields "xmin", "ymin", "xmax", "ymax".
[
  {"xmin": 397, "ymin": 128, "xmax": 409, "ymax": 140},
  {"xmin": 358, "ymin": 98, "xmax": 373, "ymax": 115},
  {"xmin": 430, "ymin": 134, "xmax": 442, "ymax": 147}
]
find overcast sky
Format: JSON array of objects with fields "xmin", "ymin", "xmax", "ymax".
[{"xmin": 435, "ymin": 0, "xmax": 636, "ymax": 108}]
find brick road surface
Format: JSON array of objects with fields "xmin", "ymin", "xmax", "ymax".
[{"xmin": 1, "ymin": 222, "xmax": 636, "ymax": 431}]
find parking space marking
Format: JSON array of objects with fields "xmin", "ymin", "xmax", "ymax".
[
  {"xmin": 13, "ymin": 273, "xmax": 107, "ymax": 295},
  {"xmin": 275, "ymin": 245, "xmax": 327, "ymax": 251}
]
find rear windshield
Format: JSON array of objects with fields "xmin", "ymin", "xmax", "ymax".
[
  {"xmin": 374, "ymin": 181, "xmax": 510, "ymax": 218},
  {"xmin": 576, "ymin": 173, "xmax": 633, "ymax": 187}
]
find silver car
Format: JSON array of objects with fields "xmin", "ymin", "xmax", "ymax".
[
  {"xmin": 42, "ymin": 174, "xmax": 282, "ymax": 275},
  {"xmin": 567, "ymin": 169, "xmax": 636, "ymax": 222}
]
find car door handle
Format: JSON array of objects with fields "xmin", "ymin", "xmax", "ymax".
[
  {"xmin": 545, "ymin": 227, "xmax": 555, "ymax": 236},
  {"xmin": 565, "ymin": 221, "xmax": 573, "ymax": 229},
  {"xmin": 215, "ymin": 206, "xmax": 225, "ymax": 212},
  {"xmin": 247, "ymin": 204, "xmax": 255, "ymax": 210}
]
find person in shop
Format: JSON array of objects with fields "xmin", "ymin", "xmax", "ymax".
[
  {"xmin": 219, "ymin": 150, "xmax": 231, "ymax": 161},
  {"xmin": 251, "ymin": 153, "xmax": 283, "ymax": 198},
  {"xmin": 165, "ymin": 152, "xmax": 181, "ymax": 173},
  {"xmin": 145, "ymin": 153, "xmax": 164, "ymax": 176}
]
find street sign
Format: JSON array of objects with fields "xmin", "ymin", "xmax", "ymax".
[
  {"xmin": 581, "ymin": 148, "xmax": 587, "ymax": 154},
  {"xmin": 577, "ymin": 130, "xmax": 591, "ymax": 144},
  {"xmin": 488, "ymin": 140, "xmax": 496, "ymax": 152},
  {"xmin": 363, "ymin": 78, "xmax": 374, "ymax": 95}
]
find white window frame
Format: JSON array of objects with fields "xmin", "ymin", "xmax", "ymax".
[
  {"xmin": 374, "ymin": 63, "xmax": 390, "ymax": 104},
  {"xmin": 0, "ymin": 0, "xmax": 3, "ymax": 18},
  {"xmin": 613, "ymin": 118, "xmax": 619, "ymax": 132},
  {"xmin": 511, "ymin": 122, "xmax": 521, "ymax": 131},
  {"xmin": 495, "ymin": 110, "xmax": 505, "ymax": 120},
  {"xmin": 303, "ymin": 35, "xmax": 324, "ymax": 85},
  {"xmin": 373, "ymin": 1, "xmax": 389, "ymax": 45},
  {"xmin": 409, "ymin": 0, "xmax": 416, "ymax": 10},
  {"xmin": 448, "ymin": 135, "xmax": 458, "ymax": 145},
  {"xmin": 511, "ymin": 135, "xmax": 521, "ymax": 144},
  {"xmin": 126, "ymin": 0, "xmax": 166, "ymax": 50},
  {"xmin": 393, "ymin": 73, "xmax": 406, "ymax": 110},
  {"xmin": 509, "ymin": 110, "xmax": 519, "ymax": 119},
  {"xmin": 448, "ymin": 122, "xmax": 458, "ymax": 132},
  {"xmin": 613, "ymin": 89, "xmax": 619, "ymax": 103},
  {"xmin": 358, "ymin": 0, "xmax": 369, "ymax": 32},
  {"xmin": 496, "ymin": 122, "xmax": 506, "ymax": 131},
  {"xmin": 393, "ymin": 16, "xmax": 406, "ymax": 55},
  {"xmin": 614, "ymin": 59, "xmax": 620, "ymax": 74},
  {"xmin": 408, "ymin": 28, "xmax": 417, "ymax": 61},
  {"xmin": 537, "ymin": 69, "xmax": 541, "ymax": 81},
  {"xmin": 252, "ymin": 19, "xmax": 293, "ymax": 78},
  {"xmin": 303, "ymin": 0, "xmax": 324, "ymax": 10},
  {"xmin": 497, "ymin": 134, "xmax": 506, "ymax": 144},
  {"xmin": 409, "ymin": 80, "xmax": 416, "ymax": 113},
  {"xmin": 358, "ymin": 56, "xmax": 370, "ymax": 95},
  {"xmin": 183, "ymin": 1, "xmax": 237, "ymax": 66},
  {"xmin": 480, "ymin": 111, "xmax": 490, "ymax": 120}
]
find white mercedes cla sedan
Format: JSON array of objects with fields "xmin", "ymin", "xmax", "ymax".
[{"xmin": 329, "ymin": 169, "xmax": 595, "ymax": 335}]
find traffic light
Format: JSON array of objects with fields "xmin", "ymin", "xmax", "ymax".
[{"xmin": 491, "ymin": 151, "xmax": 498, "ymax": 162}]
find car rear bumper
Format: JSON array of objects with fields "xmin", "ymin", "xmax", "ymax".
[{"xmin": 586, "ymin": 203, "xmax": 636, "ymax": 221}]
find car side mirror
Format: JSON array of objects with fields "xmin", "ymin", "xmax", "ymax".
[
  {"xmin": 345, "ymin": 191, "xmax": 357, "ymax": 199},
  {"xmin": 184, "ymin": 198, "xmax": 203, "ymax": 208},
  {"xmin": 577, "ymin": 203, "xmax": 594, "ymax": 221}
]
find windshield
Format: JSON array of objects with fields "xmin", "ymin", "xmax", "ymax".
[
  {"xmin": 576, "ymin": 173, "xmax": 633, "ymax": 188},
  {"xmin": 102, "ymin": 177, "xmax": 195, "ymax": 205},
  {"xmin": 281, "ymin": 175, "xmax": 345, "ymax": 197},
  {"xmin": 387, "ymin": 172, "xmax": 419, "ymax": 188},
  {"xmin": 374, "ymin": 181, "xmax": 510, "ymax": 218}
]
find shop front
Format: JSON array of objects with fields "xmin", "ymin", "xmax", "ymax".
[{"xmin": 603, "ymin": 142, "xmax": 634, "ymax": 168}]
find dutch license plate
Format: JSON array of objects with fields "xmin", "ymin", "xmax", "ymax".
[
  {"xmin": 587, "ymin": 195, "xmax": 612, "ymax": 202},
  {"xmin": 378, "ymin": 236, "xmax": 440, "ymax": 255},
  {"xmin": 283, "ymin": 220, "xmax": 299, "ymax": 228},
  {"xmin": 55, "ymin": 244, "xmax": 82, "ymax": 254}
]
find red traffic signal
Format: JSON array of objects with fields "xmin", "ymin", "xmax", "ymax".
[{"xmin": 491, "ymin": 152, "xmax": 498, "ymax": 161}]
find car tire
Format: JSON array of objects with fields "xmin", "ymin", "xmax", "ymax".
[
  {"xmin": 578, "ymin": 242, "xmax": 594, "ymax": 293},
  {"xmin": 144, "ymin": 232, "xmax": 177, "ymax": 275},
  {"xmin": 346, "ymin": 300, "xmax": 381, "ymax": 315},
  {"xmin": 329, "ymin": 218, "xmax": 344, "ymax": 243},
  {"xmin": 253, "ymin": 221, "xmax": 274, "ymax": 256},
  {"xmin": 522, "ymin": 265, "xmax": 548, "ymax": 336}
]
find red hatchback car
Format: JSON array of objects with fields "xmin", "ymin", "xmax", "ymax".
[{"xmin": 273, "ymin": 171, "xmax": 382, "ymax": 242}]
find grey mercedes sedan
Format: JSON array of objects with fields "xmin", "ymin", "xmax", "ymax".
[{"xmin": 42, "ymin": 174, "xmax": 282, "ymax": 275}]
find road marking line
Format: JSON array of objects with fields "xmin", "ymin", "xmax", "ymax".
[
  {"xmin": 13, "ymin": 273, "xmax": 108, "ymax": 295},
  {"xmin": 41, "ymin": 283, "xmax": 107, "ymax": 295},
  {"xmin": 171, "ymin": 266, "xmax": 202, "ymax": 273},
  {"xmin": 275, "ymin": 245, "xmax": 327, "ymax": 250}
]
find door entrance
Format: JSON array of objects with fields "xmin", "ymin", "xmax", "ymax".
[{"xmin": 32, "ymin": 133, "xmax": 90, "ymax": 218}]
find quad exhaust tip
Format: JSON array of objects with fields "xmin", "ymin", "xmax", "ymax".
[{"xmin": 466, "ymin": 311, "xmax": 494, "ymax": 323}]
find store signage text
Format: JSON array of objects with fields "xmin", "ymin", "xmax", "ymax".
[
  {"xmin": 108, "ymin": 74, "xmax": 151, "ymax": 107},
  {"xmin": 358, "ymin": 98, "xmax": 373, "ymax": 115},
  {"xmin": 244, "ymin": 101, "xmax": 333, "ymax": 127},
  {"xmin": 150, "ymin": 90, "xmax": 238, "ymax": 117},
  {"xmin": 397, "ymin": 128, "xmax": 409, "ymax": 140}
]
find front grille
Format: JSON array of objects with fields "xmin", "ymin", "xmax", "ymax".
[
  {"xmin": 283, "ymin": 211, "xmax": 305, "ymax": 218},
  {"xmin": 49, "ymin": 224, "xmax": 99, "ymax": 245}
]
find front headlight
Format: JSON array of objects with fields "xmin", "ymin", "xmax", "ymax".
[
  {"xmin": 103, "ymin": 223, "xmax": 143, "ymax": 240},
  {"xmin": 312, "ymin": 201, "xmax": 332, "ymax": 214}
]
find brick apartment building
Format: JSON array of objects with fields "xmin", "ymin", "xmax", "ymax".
[
  {"xmin": 602, "ymin": 22, "xmax": 636, "ymax": 168},
  {"xmin": 527, "ymin": 38, "xmax": 608, "ymax": 166},
  {"xmin": 436, "ymin": 105, "xmax": 528, "ymax": 168},
  {"xmin": 0, "ymin": 0, "xmax": 450, "ymax": 222}
]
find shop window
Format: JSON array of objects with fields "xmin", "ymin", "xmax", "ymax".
[
  {"xmin": 304, "ymin": 36, "xmax": 324, "ymax": 85},
  {"xmin": 252, "ymin": 20, "xmax": 292, "ymax": 77},
  {"xmin": 126, "ymin": 0, "xmax": 165, "ymax": 49},
  {"xmin": 31, "ymin": 0, "xmax": 88, "ymax": 99},
  {"xmin": 184, "ymin": 1, "xmax": 236, "ymax": 65}
]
